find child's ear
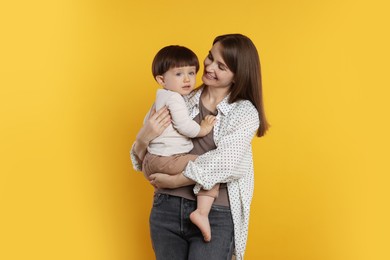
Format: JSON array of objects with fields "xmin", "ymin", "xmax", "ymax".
[{"xmin": 155, "ymin": 75, "xmax": 165, "ymax": 86}]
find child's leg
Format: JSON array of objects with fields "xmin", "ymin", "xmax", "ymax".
[
  {"xmin": 143, "ymin": 153, "xmax": 198, "ymax": 176},
  {"xmin": 190, "ymin": 184, "xmax": 220, "ymax": 242},
  {"xmin": 190, "ymin": 195, "xmax": 214, "ymax": 242}
]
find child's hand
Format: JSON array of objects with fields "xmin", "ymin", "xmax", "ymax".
[
  {"xmin": 198, "ymin": 115, "xmax": 216, "ymax": 137},
  {"xmin": 203, "ymin": 115, "xmax": 216, "ymax": 127}
]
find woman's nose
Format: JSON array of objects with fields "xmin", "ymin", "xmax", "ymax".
[{"xmin": 205, "ymin": 61, "xmax": 216, "ymax": 71}]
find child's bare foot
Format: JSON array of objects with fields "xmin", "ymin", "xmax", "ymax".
[{"xmin": 190, "ymin": 210, "xmax": 211, "ymax": 242}]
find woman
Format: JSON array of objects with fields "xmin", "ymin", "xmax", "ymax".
[{"xmin": 131, "ymin": 34, "xmax": 269, "ymax": 260}]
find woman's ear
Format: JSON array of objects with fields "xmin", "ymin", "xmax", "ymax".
[{"xmin": 155, "ymin": 75, "xmax": 165, "ymax": 86}]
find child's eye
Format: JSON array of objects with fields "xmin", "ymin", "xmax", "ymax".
[
  {"xmin": 176, "ymin": 73, "xmax": 182, "ymax": 76},
  {"xmin": 189, "ymin": 71, "xmax": 195, "ymax": 76}
]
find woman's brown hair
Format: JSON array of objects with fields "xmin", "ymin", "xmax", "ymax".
[{"xmin": 213, "ymin": 34, "xmax": 269, "ymax": 137}]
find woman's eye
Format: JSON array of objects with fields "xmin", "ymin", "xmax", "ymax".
[
  {"xmin": 207, "ymin": 53, "xmax": 213, "ymax": 60},
  {"xmin": 176, "ymin": 73, "xmax": 182, "ymax": 76}
]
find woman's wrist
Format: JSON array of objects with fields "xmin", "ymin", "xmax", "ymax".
[
  {"xmin": 175, "ymin": 172, "xmax": 195, "ymax": 187},
  {"xmin": 135, "ymin": 136, "xmax": 149, "ymax": 148},
  {"xmin": 136, "ymin": 128, "xmax": 153, "ymax": 146},
  {"xmin": 133, "ymin": 139, "xmax": 148, "ymax": 162}
]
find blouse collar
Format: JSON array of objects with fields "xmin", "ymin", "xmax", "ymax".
[{"xmin": 185, "ymin": 86, "xmax": 235, "ymax": 116}]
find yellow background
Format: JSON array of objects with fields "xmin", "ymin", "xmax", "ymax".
[{"xmin": 1, "ymin": 0, "xmax": 389, "ymax": 259}]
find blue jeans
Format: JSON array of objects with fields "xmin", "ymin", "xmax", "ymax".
[{"xmin": 150, "ymin": 194, "xmax": 235, "ymax": 260}]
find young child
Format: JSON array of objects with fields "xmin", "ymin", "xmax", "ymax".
[{"xmin": 142, "ymin": 45, "xmax": 219, "ymax": 242}]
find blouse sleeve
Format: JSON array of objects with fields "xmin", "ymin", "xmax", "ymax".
[
  {"xmin": 129, "ymin": 106, "xmax": 153, "ymax": 172},
  {"xmin": 130, "ymin": 142, "xmax": 142, "ymax": 171},
  {"xmin": 183, "ymin": 101, "xmax": 259, "ymax": 191}
]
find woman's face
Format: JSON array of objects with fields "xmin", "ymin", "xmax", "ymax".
[{"xmin": 202, "ymin": 42, "xmax": 234, "ymax": 90}]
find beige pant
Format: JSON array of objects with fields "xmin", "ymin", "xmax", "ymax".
[{"xmin": 143, "ymin": 153, "xmax": 219, "ymax": 198}]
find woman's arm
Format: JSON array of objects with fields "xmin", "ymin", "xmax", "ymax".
[
  {"xmin": 130, "ymin": 106, "xmax": 171, "ymax": 168},
  {"xmin": 148, "ymin": 102, "xmax": 260, "ymax": 190},
  {"xmin": 149, "ymin": 172, "xmax": 195, "ymax": 189},
  {"xmin": 184, "ymin": 101, "xmax": 260, "ymax": 190}
]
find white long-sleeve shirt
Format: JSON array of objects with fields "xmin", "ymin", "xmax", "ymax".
[
  {"xmin": 131, "ymin": 87, "xmax": 259, "ymax": 260},
  {"xmin": 147, "ymin": 89, "xmax": 201, "ymax": 156}
]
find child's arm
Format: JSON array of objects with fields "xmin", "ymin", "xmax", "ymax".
[
  {"xmin": 197, "ymin": 115, "xmax": 216, "ymax": 137},
  {"xmin": 162, "ymin": 91, "xmax": 210, "ymax": 138}
]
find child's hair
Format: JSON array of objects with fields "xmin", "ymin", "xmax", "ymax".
[{"xmin": 152, "ymin": 45, "xmax": 199, "ymax": 78}]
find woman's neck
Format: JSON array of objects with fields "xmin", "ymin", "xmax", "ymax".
[{"xmin": 201, "ymin": 86, "xmax": 230, "ymax": 113}]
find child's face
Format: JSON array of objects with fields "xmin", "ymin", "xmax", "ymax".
[{"xmin": 157, "ymin": 66, "xmax": 197, "ymax": 95}]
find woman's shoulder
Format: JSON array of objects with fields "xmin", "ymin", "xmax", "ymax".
[
  {"xmin": 230, "ymin": 100, "xmax": 259, "ymax": 126},
  {"xmin": 183, "ymin": 86, "xmax": 203, "ymax": 105},
  {"xmin": 186, "ymin": 86, "xmax": 203, "ymax": 98},
  {"xmin": 233, "ymin": 99, "xmax": 258, "ymax": 115}
]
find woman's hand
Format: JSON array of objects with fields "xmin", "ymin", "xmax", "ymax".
[
  {"xmin": 137, "ymin": 106, "xmax": 171, "ymax": 144},
  {"xmin": 149, "ymin": 173, "xmax": 195, "ymax": 189},
  {"xmin": 133, "ymin": 106, "xmax": 171, "ymax": 162}
]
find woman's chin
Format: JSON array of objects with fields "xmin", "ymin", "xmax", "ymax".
[{"xmin": 202, "ymin": 75, "xmax": 215, "ymax": 86}]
